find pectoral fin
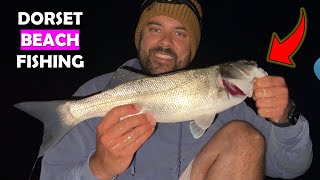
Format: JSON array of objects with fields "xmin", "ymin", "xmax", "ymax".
[{"xmin": 190, "ymin": 113, "xmax": 216, "ymax": 139}]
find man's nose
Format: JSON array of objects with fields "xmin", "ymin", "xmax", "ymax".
[{"xmin": 158, "ymin": 33, "xmax": 173, "ymax": 47}]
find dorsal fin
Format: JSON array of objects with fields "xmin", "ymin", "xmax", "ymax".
[{"xmin": 106, "ymin": 66, "xmax": 149, "ymax": 89}]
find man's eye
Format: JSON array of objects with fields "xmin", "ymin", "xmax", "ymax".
[
  {"xmin": 175, "ymin": 31, "xmax": 187, "ymax": 38},
  {"xmin": 149, "ymin": 28, "xmax": 161, "ymax": 33}
]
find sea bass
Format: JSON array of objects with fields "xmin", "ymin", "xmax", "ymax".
[{"xmin": 14, "ymin": 60, "xmax": 267, "ymax": 157}]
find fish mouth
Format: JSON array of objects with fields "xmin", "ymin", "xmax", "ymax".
[{"xmin": 222, "ymin": 79, "xmax": 246, "ymax": 96}]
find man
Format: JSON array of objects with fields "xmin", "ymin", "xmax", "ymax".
[{"xmin": 39, "ymin": 0, "xmax": 312, "ymax": 179}]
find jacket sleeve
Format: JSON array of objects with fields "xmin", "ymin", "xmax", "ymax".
[
  {"xmin": 233, "ymin": 101, "xmax": 313, "ymax": 179},
  {"xmin": 265, "ymin": 115, "xmax": 313, "ymax": 179}
]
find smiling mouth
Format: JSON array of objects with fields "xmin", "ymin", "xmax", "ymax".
[
  {"xmin": 222, "ymin": 79, "xmax": 245, "ymax": 96},
  {"xmin": 155, "ymin": 53, "xmax": 174, "ymax": 60}
]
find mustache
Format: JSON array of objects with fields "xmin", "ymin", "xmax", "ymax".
[{"xmin": 149, "ymin": 46, "xmax": 177, "ymax": 60}]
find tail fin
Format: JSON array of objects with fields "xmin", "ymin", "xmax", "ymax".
[{"xmin": 14, "ymin": 100, "xmax": 73, "ymax": 157}]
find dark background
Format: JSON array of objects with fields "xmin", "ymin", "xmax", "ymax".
[{"xmin": 2, "ymin": 0, "xmax": 319, "ymax": 179}]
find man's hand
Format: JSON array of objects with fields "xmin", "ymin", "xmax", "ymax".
[
  {"xmin": 89, "ymin": 104, "xmax": 156, "ymax": 180},
  {"xmin": 253, "ymin": 76, "xmax": 291, "ymax": 124}
]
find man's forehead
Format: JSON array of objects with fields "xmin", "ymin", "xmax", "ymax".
[{"xmin": 146, "ymin": 15, "xmax": 187, "ymax": 29}]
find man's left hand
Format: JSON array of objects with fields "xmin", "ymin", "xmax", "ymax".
[{"xmin": 252, "ymin": 76, "xmax": 291, "ymax": 124}]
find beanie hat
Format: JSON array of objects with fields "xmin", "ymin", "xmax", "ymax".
[{"xmin": 135, "ymin": 0, "xmax": 203, "ymax": 61}]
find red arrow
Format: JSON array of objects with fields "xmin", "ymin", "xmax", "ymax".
[{"xmin": 267, "ymin": 7, "xmax": 307, "ymax": 68}]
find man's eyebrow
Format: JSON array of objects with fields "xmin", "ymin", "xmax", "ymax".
[
  {"xmin": 176, "ymin": 26, "xmax": 187, "ymax": 31},
  {"xmin": 146, "ymin": 21, "xmax": 162, "ymax": 26},
  {"xmin": 146, "ymin": 21, "xmax": 187, "ymax": 31}
]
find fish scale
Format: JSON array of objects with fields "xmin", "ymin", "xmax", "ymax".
[{"xmin": 14, "ymin": 60, "xmax": 268, "ymax": 157}]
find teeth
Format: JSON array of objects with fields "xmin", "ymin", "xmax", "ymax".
[{"xmin": 155, "ymin": 53, "xmax": 173, "ymax": 59}]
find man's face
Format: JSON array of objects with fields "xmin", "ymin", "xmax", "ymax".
[{"xmin": 138, "ymin": 15, "xmax": 192, "ymax": 75}]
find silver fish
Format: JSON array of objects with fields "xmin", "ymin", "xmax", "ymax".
[{"xmin": 14, "ymin": 60, "xmax": 267, "ymax": 157}]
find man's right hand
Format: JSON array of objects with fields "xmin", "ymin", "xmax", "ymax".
[{"xmin": 89, "ymin": 104, "xmax": 156, "ymax": 180}]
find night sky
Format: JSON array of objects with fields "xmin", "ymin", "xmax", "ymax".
[{"xmin": 2, "ymin": 0, "xmax": 319, "ymax": 179}]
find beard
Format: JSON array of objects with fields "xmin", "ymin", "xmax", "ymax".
[{"xmin": 138, "ymin": 45, "xmax": 191, "ymax": 75}]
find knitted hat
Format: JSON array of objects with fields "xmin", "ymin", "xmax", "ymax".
[{"xmin": 135, "ymin": 0, "xmax": 202, "ymax": 61}]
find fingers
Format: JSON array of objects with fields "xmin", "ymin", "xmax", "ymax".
[
  {"xmin": 253, "ymin": 76, "xmax": 287, "ymax": 101},
  {"xmin": 100, "ymin": 103, "xmax": 142, "ymax": 130},
  {"xmin": 253, "ymin": 86, "xmax": 289, "ymax": 101},
  {"xmin": 253, "ymin": 76, "xmax": 286, "ymax": 89},
  {"xmin": 257, "ymin": 107, "xmax": 280, "ymax": 118},
  {"xmin": 255, "ymin": 96, "xmax": 288, "ymax": 108},
  {"xmin": 108, "ymin": 113, "xmax": 156, "ymax": 138},
  {"xmin": 123, "ymin": 127, "xmax": 155, "ymax": 156},
  {"xmin": 97, "ymin": 107, "xmax": 156, "ymax": 151},
  {"xmin": 253, "ymin": 76, "xmax": 290, "ymax": 123},
  {"xmin": 102, "ymin": 113, "xmax": 156, "ymax": 153},
  {"xmin": 252, "ymin": 85, "xmax": 288, "ymax": 101},
  {"xmin": 92, "ymin": 104, "xmax": 157, "ymax": 179}
]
